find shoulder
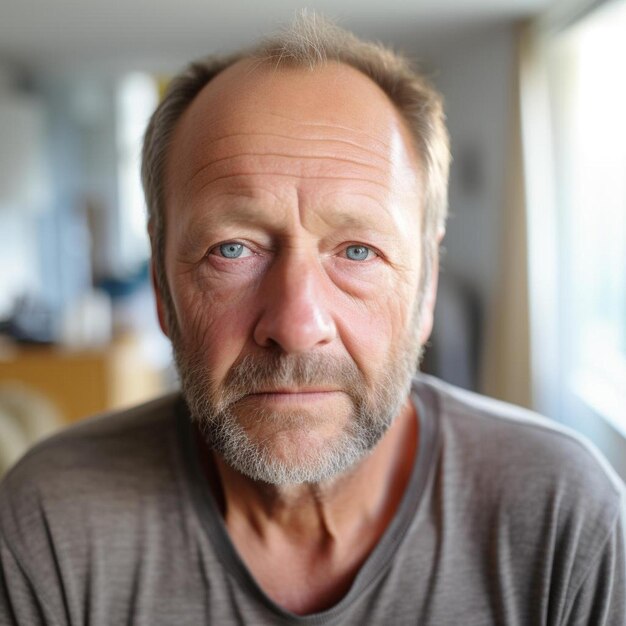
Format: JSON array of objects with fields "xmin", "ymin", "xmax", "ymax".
[
  {"xmin": 415, "ymin": 374, "xmax": 623, "ymax": 493},
  {"xmin": 413, "ymin": 373, "xmax": 625, "ymax": 542},
  {"xmin": 1, "ymin": 392, "xmax": 181, "ymax": 485},
  {"xmin": 0, "ymin": 393, "xmax": 183, "ymax": 545},
  {"xmin": 414, "ymin": 374, "xmax": 625, "ymax": 612},
  {"xmin": 0, "ymin": 395, "xmax": 191, "ymax": 624}
]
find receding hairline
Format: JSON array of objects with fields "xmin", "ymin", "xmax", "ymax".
[
  {"xmin": 165, "ymin": 56, "xmax": 426, "ymax": 180},
  {"xmin": 143, "ymin": 17, "xmax": 449, "ymax": 234},
  {"xmin": 163, "ymin": 56, "xmax": 425, "ymax": 210}
]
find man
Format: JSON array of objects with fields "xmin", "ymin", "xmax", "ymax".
[{"xmin": 1, "ymin": 14, "xmax": 624, "ymax": 625}]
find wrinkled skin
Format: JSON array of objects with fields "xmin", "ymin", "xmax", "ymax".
[{"xmin": 156, "ymin": 60, "xmax": 438, "ymax": 483}]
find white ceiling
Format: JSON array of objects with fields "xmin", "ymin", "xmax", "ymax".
[{"xmin": 1, "ymin": 0, "xmax": 555, "ymax": 72}]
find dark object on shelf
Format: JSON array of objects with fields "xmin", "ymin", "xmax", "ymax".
[{"xmin": 0, "ymin": 296, "xmax": 57, "ymax": 345}]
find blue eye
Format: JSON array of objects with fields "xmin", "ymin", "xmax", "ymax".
[
  {"xmin": 219, "ymin": 242, "xmax": 245, "ymax": 258},
  {"xmin": 345, "ymin": 245, "xmax": 373, "ymax": 261}
]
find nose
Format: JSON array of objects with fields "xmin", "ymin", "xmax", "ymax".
[{"xmin": 253, "ymin": 253, "xmax": 337, "ymax": 353}]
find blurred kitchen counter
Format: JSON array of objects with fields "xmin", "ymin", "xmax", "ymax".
[{"xmin": 0, "ymin": 335, "xmax": 166, "ymax": 423}]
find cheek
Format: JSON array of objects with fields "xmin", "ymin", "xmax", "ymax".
[
  {"xmin": 334, "ymin": 291, "xmax": 414, "ymax": 377},
  {"xmin": 171, "ymin": 274, "xmax": 259, "ymax": 381}
]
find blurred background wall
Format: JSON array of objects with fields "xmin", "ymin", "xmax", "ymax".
[{"xmin": 0, "ymin": 0, "xmax": 624, "ymax": 479}]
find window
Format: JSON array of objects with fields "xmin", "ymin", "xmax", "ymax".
[
  {"xmin": 547, "ymin": 1, "xmax": 626, "ymax": 437},
  {"xmin": 522, "ymin": 0, "xmax": 626, "ymax": 477}
]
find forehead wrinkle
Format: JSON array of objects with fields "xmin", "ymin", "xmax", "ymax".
[
  {"xmin": 193, "ymin": 171, "xmax": 391, "ymax": 198},
  {"xmin": 184, "ymin": 135, "xmax": 395, "ymax": 191},
  {"xmin": 196, "ymin": 151, "xmax": 385, "ymax": 174},
  {"xmin": 187, "ymin": 152, "xmax": 385, "ymax": 197},
  {"xmin": 183, "ymin": 112, "xmax": 394, "ymax": 154},
  {"xmin": 189, "ymin": 132, "xmax": 391, "ymax": 163},
  {"xmin": 262, "ymin": 115, "xmax": 394, "ymax": 152}
]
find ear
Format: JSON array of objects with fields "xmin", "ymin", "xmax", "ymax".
[
  {"xmin": 418, "ymin": 230, "xmax": 444, "ymax": 345},
  {"xmin": 151, "ymin": 259, "xmax": 170, "ymax": 338}
]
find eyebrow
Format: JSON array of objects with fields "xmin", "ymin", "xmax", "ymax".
[
  {"xmin": 175, "ymin": 201, "xmax": 264, "ymax": 254},
  {"xmin": 189, "ymin": 198, "xmax": 278, "ymax": 230}
]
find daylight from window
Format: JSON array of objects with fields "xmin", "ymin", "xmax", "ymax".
[{"xmin": 552, "ymin": 1, "xmax": 626, "ymax": 436}]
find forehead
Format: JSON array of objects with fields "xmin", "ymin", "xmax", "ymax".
[{"xmin": 164, "ymin": 59, "xmax": 422, "ymax": 216}]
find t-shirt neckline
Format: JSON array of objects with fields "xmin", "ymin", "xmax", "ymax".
[{"xmin": 175, "ymin": 379, "xmax": 440, "ymax": 624}]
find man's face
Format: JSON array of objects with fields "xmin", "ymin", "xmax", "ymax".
[{"xmin": 158, "ymin": 60, "xmax": 436, "ymax": 484}]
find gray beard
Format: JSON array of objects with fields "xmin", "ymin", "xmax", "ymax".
[{"xmin": 173, "ymin": 334, "xmax": 422, "ymax": 485}]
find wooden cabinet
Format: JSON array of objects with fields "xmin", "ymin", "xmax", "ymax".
[{"xmin": 0, "ymin": 336, "xmax": 165, "ymax": 423}]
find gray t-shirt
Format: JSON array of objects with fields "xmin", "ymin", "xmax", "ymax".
[{"xmin": 0, "ymin": 375, "xmax": 624, "ymax": 625}]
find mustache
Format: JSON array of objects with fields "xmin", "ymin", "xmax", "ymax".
[{"xmin": 218, "ymin": 352, "xmax": 364, "ymax": 404}]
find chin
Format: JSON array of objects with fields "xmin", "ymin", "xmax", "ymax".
[{"xmin": 213, "ymin": 410, "xmax": 384, "ymax": 485}]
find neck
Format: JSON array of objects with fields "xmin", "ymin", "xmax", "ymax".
[{"xmin": 195, "ymin": 397, "xmax": 418, "ymax": 614}]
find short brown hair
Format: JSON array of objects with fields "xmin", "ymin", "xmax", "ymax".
[{"xmin": 142, "ymin": 11, "xmax": 450, "ymax": 326}]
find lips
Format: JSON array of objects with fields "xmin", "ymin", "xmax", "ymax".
[
  {"xmin": 243, "ymin": 389, "xmax": 343, "ymax": 404},
  {"xmin": 253, "ymin": 388, "xmax": 338, "ymax": 394}
]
